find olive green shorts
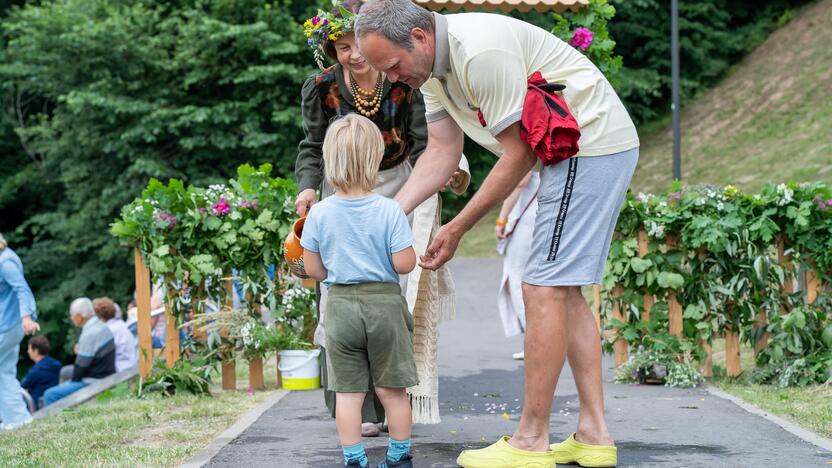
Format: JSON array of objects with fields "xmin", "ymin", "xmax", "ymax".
[{"xmin": 324, "ymin": 282, "xmax": 419, "ymax": 393}]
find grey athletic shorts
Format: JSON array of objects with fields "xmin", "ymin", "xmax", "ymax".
[{"xmin": 523, "ymin": 147, "xmax": 639, "ymax": 286}]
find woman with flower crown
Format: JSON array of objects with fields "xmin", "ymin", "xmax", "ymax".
[{"xmin": 295, "ymin": 0, "xmax": 470, "ymax": 438}]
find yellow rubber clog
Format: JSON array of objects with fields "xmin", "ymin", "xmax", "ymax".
[
  {"xmin": 457, "ymin": 436, "xmax": 557, "ymax": 468},
  {"xmin": 550, "ymin": 433, "xmax": 617, "ymax": 467}
]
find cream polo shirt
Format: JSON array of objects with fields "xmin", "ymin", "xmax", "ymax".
[{"xmin": 421, "ymin": 12, "xmax": 639, "ymax": 157}]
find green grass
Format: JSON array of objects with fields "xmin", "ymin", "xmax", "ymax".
[
  {"xmin": 714, "ymin": 382, "xmax": 832, "ymax": 439},
  {"xmin": 632, "ymin": 0, "xmax": 832, "ymax": 194},
  {"xmin": 0, "ymin": 376, "xmax": 275, "ymax": 467},
  {"xmin": 706, "ymin": 339, "xmax": 831, "ymax": 439},
  {"xmin": 456, "ymin": 208, "xmax": 501, "ymax": 259}
]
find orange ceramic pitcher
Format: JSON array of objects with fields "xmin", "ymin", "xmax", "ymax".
[{"xmin": 284, "ymin": 217, "xmax": 309, "ymax": 279}]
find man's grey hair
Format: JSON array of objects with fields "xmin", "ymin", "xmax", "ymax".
[
  {"xmin": 354, "ymin": 0, "xmax": 434, "ymax": 50},
  {"xmin": 0, "ymin": 233, "xmax": 7, "ymax": 251},
  {"xmin": 69, "ymin": 297, "xmax": 95, "ymax": 319}
]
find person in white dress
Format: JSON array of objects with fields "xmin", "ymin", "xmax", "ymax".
[{"xmin": 495, "ymin": 171, "xmax": 539, "ymax": 360}]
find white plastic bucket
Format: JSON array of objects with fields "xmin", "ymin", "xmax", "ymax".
[{"xmin": 278, "ymin": 349, "xmax": 321, "ymax": 390}]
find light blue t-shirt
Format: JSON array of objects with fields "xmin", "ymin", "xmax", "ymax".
[{"xmin": 300, "ymin": 193, "xmax": 413, "ymax": 287}]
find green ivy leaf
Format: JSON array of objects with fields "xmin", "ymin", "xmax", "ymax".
[
  {"xmin": 657, "ymin": 272, "xmax": 684, "ymax": 289},
  {"xmin": 204, "ymin": 217, "xmax": 221, "ymax": 230},
  {"xmin": 684, "ymin": 304, "xmax": 704, "ymax": 320},
  {"xmin": 821, "ymin": 326, "xmax": 832, "ymax": 349},
  {"xmin": 630, "ymin": 257, "xmax": 652, "ymax": 273},
  {"xmin": 153, "ymin": 244, "xmax": 170, "ymax": 257}
]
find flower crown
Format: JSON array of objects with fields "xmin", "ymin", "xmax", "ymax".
[{"xmin": 303, "ymin": 1, "xmax": 356, "ymax": 69}]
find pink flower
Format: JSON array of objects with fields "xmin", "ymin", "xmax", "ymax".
[
  {"xmin": 153, "ymin": 211, "xmax": 177, "ymax": 229},
  {"xmin": 236, "ymin": 201, "xmax": 259, "ymax": 209},
  {"xmin": 211, "ymin": 198, "xmax": 230, "ymax": 216},
  {"xmin": 570, "ymin": 27, "xmax": 595, "ymax": 51},
  {"xmin": 198, "ymin": 207, "xmax": 207, "ymax": 215},
  {"xmin": 311, "ymin": 16, "xmax": 320, "ymax": 26}
]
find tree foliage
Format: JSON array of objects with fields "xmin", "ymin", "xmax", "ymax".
[
  {"xmin": 0, "ymin": 0, "xmax": 316, "ymax": 359},
  {"xmin": 0, "ymin": 0, "xmax": 813, "ymax": 362}
]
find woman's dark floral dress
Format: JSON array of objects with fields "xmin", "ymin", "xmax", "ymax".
[{"xmin": 295, "ymin": 63, "xmax": 428, "ymax": 193}]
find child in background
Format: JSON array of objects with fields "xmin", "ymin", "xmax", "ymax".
[
  {"xmin": 301, "ymin": 114, "xmax": 418, "ymax": 468},
  {"xmin": 21, "ymin": 336, "xmax": 61, "ymax": 409}
]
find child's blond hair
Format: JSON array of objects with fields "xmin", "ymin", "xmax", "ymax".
[{"xmin": 322, "ymin": 114, "xmax": 384, "ymax": 193}]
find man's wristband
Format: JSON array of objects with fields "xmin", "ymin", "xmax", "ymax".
[{"xmin": 495, "ymin": 218, "xmax": 508, "ymax": 227}]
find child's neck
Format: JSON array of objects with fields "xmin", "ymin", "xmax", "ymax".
[{"xmin": 335, "ymin": 187, "xmax": 372, "ymax": 199}]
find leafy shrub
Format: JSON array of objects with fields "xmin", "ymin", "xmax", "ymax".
[
  {"xmin": 753, "ymin": 306, "xmax": 832, "ymax": 387},
  {"xmin": 136, "ymin": 359, "xmax": 213, "ymax": 397}
]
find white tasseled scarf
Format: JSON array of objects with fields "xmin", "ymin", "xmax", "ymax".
[{"xmin": 405, "ymin": 194, "xmax": 456, "ymax": 424}]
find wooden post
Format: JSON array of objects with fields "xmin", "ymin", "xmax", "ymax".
[
  {"xmin": 665, "ymin": 235, "xmax": 683, "ymax": 338},
  {"xmin": 248, "ymin": 357, "xmax": 265, "ymax": 390},
  {"xmin": 276, "ymin": 353, "xmax": 283, "ymax": 389},
  {"xmin": 163, "ymin": 274, "xmax": 180, "ymax": 368},
  {"xmin": 133, "ymin": 248, "xmax": 153, "ymax": 378},
  {"xmin": 778, "ymin": 236, "xmax": 794, "ymax": 314},
  {"xmin": 806, "ymin": 264, "xmax": 822, "ymax": 305},
  {"xmin": 753, "ymin": 309, "xmax": 769, "ymax": 356},
  {"xmin": 221, "ymin": 272, "xmax": 236, "ymax": 391},
  {"xmin": 222, "ymin": 360, "xmax": 237, "ymax": 390},
  {"xmin": 638, "ymin": 230, "xmax": 654, "ymax": 322},
  {"xmin": 191, "ymin": 281, "xmax": 207, "ymax": 341},
  {"xmin": 225, "ymin": 274, "xmax": 234, "ymax": 309},
  {"xmin": 700, "ymin": 340, "xmax": 713, "ymax": 378},
  {"xmin": 592, "ymin": 285, "xmax": 601, "ymax": 333},
  {"xmin": 724, "ymin": 327, "xmax": 742, "ymax": 377},
  {"xmin": 611, "ymin": 285, "xmax": 628, "ymax": 366}
]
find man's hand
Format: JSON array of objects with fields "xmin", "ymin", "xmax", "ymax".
[
  {"xmin": 22, "ymin": 315, "xmax": 40, "ymax": 335},
  {"xmin": 442, "ymin": 170, "xmax": 462, "ymax": 191},
  {"xmin": 294, "ymin": 189, "xmax": 317, "ymax": 217},
  {"xmin": 420, "ymin": 223, "xmax": 463, "ymax": 271}
]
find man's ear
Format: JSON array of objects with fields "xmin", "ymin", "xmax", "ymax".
[{"xmin": 411, "ymin": 27, "xmax": 429, "ymax": 47}]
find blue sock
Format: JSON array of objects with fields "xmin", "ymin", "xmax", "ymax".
[
  {"xmin": 343, "ymin": 442, "xmax": 368, "ymax": 467},
  {"xmin": 387, "ymin": 437, "xmax": 411, "ymax": 462}
]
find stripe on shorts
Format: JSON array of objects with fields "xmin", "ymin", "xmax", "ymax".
[{"xmin": 547, "ymin": 158, "xmax": 578, "ymax": 262}]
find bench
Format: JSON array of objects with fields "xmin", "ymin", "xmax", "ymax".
[{"xmin": 33, "ymin": 367, "xmax": 139, "ymax": 419}]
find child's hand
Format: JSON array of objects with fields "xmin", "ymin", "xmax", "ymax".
[
  {"xmin": 495, "ymin": 223, "xmax": 507, "ymax": 240},
  {"xmin": 295, "ymin": 189, "xmax": 317, "ymax": 216}
]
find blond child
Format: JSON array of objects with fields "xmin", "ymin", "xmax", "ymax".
[{"xmin": 302, "ymin": 114, "xmax": 418, "ymax": 468}]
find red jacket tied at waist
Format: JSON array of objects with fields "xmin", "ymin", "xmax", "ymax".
[{"xmin": 520, "ymin": 71, "xmax": 580, "ymax": 166}]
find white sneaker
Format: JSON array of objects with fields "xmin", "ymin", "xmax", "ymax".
[
  {"xmin": 1, "ymin": 417, "xmax": 33, "ymax": 431},
  {"xmin": 512, "ymin": 351, "xmax": 525, "ymax": 360}
]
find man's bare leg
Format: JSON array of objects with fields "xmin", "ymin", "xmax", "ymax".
[
  {"xmin": 508, "ymin": 283, "xmax": 572, "ymax": 452},
  {"xmin": 566, "ymin": 287, "xmax": 614, "ymax": 446}
]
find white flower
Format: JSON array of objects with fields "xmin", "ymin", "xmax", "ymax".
[
  {"xmin": 647, "ymin": 220, "xmax": 665, "ymax": 239},
  {"xmin": 636, "ymin": 192, "xmax": 653, "ymax": 203},
  {"xmin": 716, "ymin": 202, "xmax": 724, "ymax": 211},
  {"xmin": 776, "ymin": 184, "xmax": 794, "ymax": 206}
]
